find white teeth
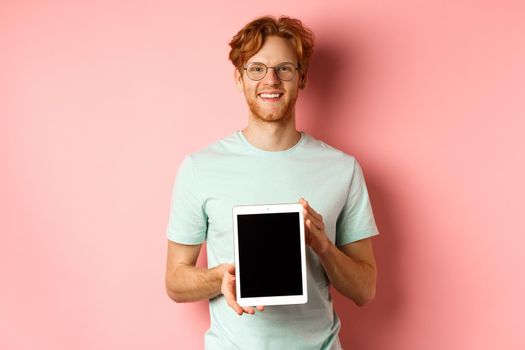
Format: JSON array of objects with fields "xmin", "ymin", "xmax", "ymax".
[{"xmin": 260, "ymin": 93, "xmax": 281, "ymax": 98}]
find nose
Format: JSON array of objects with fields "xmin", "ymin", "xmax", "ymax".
[{"xmin": 262, "ymin": 67, "xmax": 281, "ymax": 85}]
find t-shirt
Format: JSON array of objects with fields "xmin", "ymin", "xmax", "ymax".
[{"xmin": 166, "ymin": 130, "xmax": 379, "ymax": 350}]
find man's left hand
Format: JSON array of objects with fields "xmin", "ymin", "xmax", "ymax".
[{"xmin": 298, "ymin": 198, "xmax": 332, "ymax": 256}]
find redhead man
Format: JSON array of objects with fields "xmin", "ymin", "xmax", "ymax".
[{"xmin": 165, "ymin": 15, "xmax": 379, "ymax": 350}]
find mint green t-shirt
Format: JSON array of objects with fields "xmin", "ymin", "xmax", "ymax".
[{"xmin": 166, "ymin": 130, "xmax": 379, "ymax": 350}]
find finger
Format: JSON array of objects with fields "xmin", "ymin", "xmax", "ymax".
[
  {"xmin": 299, "ymin": 197, "xmax": 311, "ymax": 211},
  {"xmin": 303, "ymin": 222, "xmax": 312, "ymax": 245},
  {"xmin": 225, "ymin": 295, "xmax": 243, "ymax": 315},
  {"xmin": 227, "ymin": 288, "xmax": 244, "ymax": 315},
  {"xmin": 232, "ymin": 302, "xmax": 244, "ymax": 315},
  {"xmin": 222, "ymin": 283, "xmax": 237, "ymax": 303},
  {"xmin": 223, "ymin": 268, "xmax": 234, "ymax": 281},
  {"xmin": 304, "ymin": 210, "xmax": 324, "ymax": 231},
  {"xmin": 304, "ymin": 200, "xmax": 323, "ymax": 221},
  {"xmin": 242, "ymin": 306, "xmax": 256, "ymax": 314},
  {"xmin": 256, "ymin": 305, "xmax": 265, "ymax": 311},
  {"xmin": 220, "ymin": 269, "xmax": 244, "ymax": 316},
  {"xmin": 301, "ymin": 200, "xmax": 323, "ymax": 225},
  {"xmin": 225, "ymin": 264, "xmax": 235, "ymax": 275},
  {"xmin": 306, "ymin": 219, "xmax": 320, "ymax": 234},
  {"xmin": 221, "ymin": 278, "xmax": 242, "ymax": 315}
]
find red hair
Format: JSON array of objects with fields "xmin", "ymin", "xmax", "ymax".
[{"xmin": 229, "ymin": 15, "xmax": 315, "ymax": 89}]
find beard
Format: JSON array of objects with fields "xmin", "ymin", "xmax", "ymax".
[{"xmin": 246, "ymin": 93, "xmax": 298, "ymax": 124}]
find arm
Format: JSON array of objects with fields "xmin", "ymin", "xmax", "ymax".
[
  {"xmin": 164, "ymin": 240, "xmax": 265, "ymax": 314},
  {"xmin": 165, "ymin": 240, "xmax": 226, "ymax": 302},
  {"xmin": 299, "ymin": 198, "xmax": 377, "ymax": 306},
  {"xmin": 318, "ymin": 238, "xmax": 377, "ymax": 306}
]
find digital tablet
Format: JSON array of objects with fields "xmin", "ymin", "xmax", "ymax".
[{"xmin": 232, "ymin": 203, "xmax": 308, "ymax": 307}]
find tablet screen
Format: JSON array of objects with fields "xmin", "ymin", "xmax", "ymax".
[{"xmin": 237, "ymin": 212, "xmax": 303, "ymax": 298}]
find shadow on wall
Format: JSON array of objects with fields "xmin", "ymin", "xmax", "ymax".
[
  {"xmin": 334, "ymin": 172, "xmax": 404, "ymax": 349},
  {"xmin": 302, "ymin": 42, "xmax": 346, "ymax": 131},
  {"xmin": 304, "ymin": 33, "xmax": 405, "ymax": 348},
  {"xmin": 300, "ymin": 37, "xmax": 361, "ymax": 143}
]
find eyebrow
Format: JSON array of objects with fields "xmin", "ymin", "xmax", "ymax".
[{"xmin": 246, "ymin": 61, "xmax": 297, "ymax": 66}]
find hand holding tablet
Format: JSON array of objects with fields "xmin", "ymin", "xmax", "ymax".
[
  {"xmin": 232, "ymin": 203, "xmax": 308, "ymax": 308},
  {"xmin": 220, "ymin": 263, "xmax": 265, "ymax": 315},
  {"xmin": 299, "ymin": 197, "xmax": 332, "ymax": 256}
]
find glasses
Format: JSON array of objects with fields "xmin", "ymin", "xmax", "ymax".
[{"xmin": 243, "ymin": 62, "xmax": 300, "ymax": 81}]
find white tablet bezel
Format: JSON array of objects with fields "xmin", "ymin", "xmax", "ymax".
[{"xmin": 232, "ymin": 203, "xmax": 308, "ymax": 307}]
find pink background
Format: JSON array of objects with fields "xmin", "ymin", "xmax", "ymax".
[{"xmin": 1, "ymin": 1, "xmax": 524, "ymax": 349}]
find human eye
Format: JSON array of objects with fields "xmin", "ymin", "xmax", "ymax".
[
  {"xmin": 279, "ymin": 64, "xmax": 294, "ymax": 72},
  {"xmin": 248, "ymin": 63, "xmax": 265, "ymax": 73}
]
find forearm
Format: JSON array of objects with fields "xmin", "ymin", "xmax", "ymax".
[
  {"xmin": 166, "ymin": 264, "xmax": 224, "ymax": 303},
  {"xmin": 318, "ymin": 241, "xmax": 377, "ymax": 306}
]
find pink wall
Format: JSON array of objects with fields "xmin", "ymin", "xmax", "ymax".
[{"xmin": 2, "ymin": 1, "xmax": 524, "ymax": 349}]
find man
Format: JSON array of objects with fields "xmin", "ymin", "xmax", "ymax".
[{"xmin": 165, "ymin": 15, "xmax": 379, "ymax": 350}]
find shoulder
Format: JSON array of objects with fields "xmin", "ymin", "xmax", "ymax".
[
  {"xmin": 301, "ymin": 132, "xmax": 357, "ymax": 167},
  {"xmin": 179, "ymin": 131, "xmax": 246, "ymax": 176},
  {"xmin": 185, "ymin": 131, "xmax": 241, "ymax": 160}
]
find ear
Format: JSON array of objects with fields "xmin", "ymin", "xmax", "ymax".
[
  {"xmin": 299, "ymin": 73, "xmax": 308, "ymax": 90},
  {"xmin": 234, "ymin": 69, "xmax": 244, "ymax": 92}
]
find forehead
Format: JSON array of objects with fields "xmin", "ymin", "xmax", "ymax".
[{"xmin": 247, "ymin": 35, "xmax": 298, "ymax": 64}]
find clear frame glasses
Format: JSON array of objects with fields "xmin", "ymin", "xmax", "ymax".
[{"xmin": 243, "ymin": 62, "xmax": 300, "ymax": 81}]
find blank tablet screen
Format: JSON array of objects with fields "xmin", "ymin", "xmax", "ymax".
[{"xmin": 237, "ymin": 212, "xmax": 303, "ymax": 298}]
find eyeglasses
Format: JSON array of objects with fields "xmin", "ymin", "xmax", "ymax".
[{"xmin": 243, "ymin": 62, "xmax": 300, "ymax": 81}]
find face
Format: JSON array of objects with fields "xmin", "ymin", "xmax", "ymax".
[{"xmin": 235, "ymin": 36, "xmax": 301, "ymax": 124}]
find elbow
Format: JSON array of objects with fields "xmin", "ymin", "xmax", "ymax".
[
  {"xmin": 354, "ymin": 286, "xmax": 376, "ymax": 307},
  {"xmin": 166, "ymin": 286, "xmax": 189, "ymax": 303},
  {"xmin": 165, "ymin": 276, "xmax": 187, "ymax": 303},
  {"xmin": 166, "ymin": 288, "xmax": 183, "ymax": 303}
]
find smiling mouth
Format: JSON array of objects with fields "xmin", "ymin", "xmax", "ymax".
[{"xmin": 258, "ymin": 93, "xmax": 283, "ymax": 102}]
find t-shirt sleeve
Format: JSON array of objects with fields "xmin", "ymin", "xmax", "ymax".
[
  {"xmin": 335, "ymin": 158, "xmax": 379, "ymax": 246},
  {"xmin": 166, "ymin": 156, "xmax": 207, "ymax": 244}
]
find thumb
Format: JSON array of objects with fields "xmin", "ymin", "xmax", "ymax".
[
  {"xmin": 224, "ymin": 263, "xmax": 235, "ymax": 274},
  {"xmin": 221, "ymin": 263, "xmax": 235, "ymax": 277}
]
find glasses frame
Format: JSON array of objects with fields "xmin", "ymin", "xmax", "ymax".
[{"xmin": 243, "ymin": 62, "xmax": 300, "ymax": 81}]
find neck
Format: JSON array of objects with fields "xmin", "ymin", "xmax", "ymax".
[{"xmin": 242, "ymin": 115, "xmax": 301, "ymax": 152}]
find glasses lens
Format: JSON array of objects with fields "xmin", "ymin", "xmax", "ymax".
[
  {"xmin": 246, "ymin": 63, "xmax": 266, "ymax": 80},
  {"xmin": 276, "ymin": 63, "xmax": 296, "ymax": 81}
]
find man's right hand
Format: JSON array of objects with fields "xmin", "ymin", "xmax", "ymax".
[{"xmin": 219, "ymin": 263, "xmax": 265, "ymax": 315}]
